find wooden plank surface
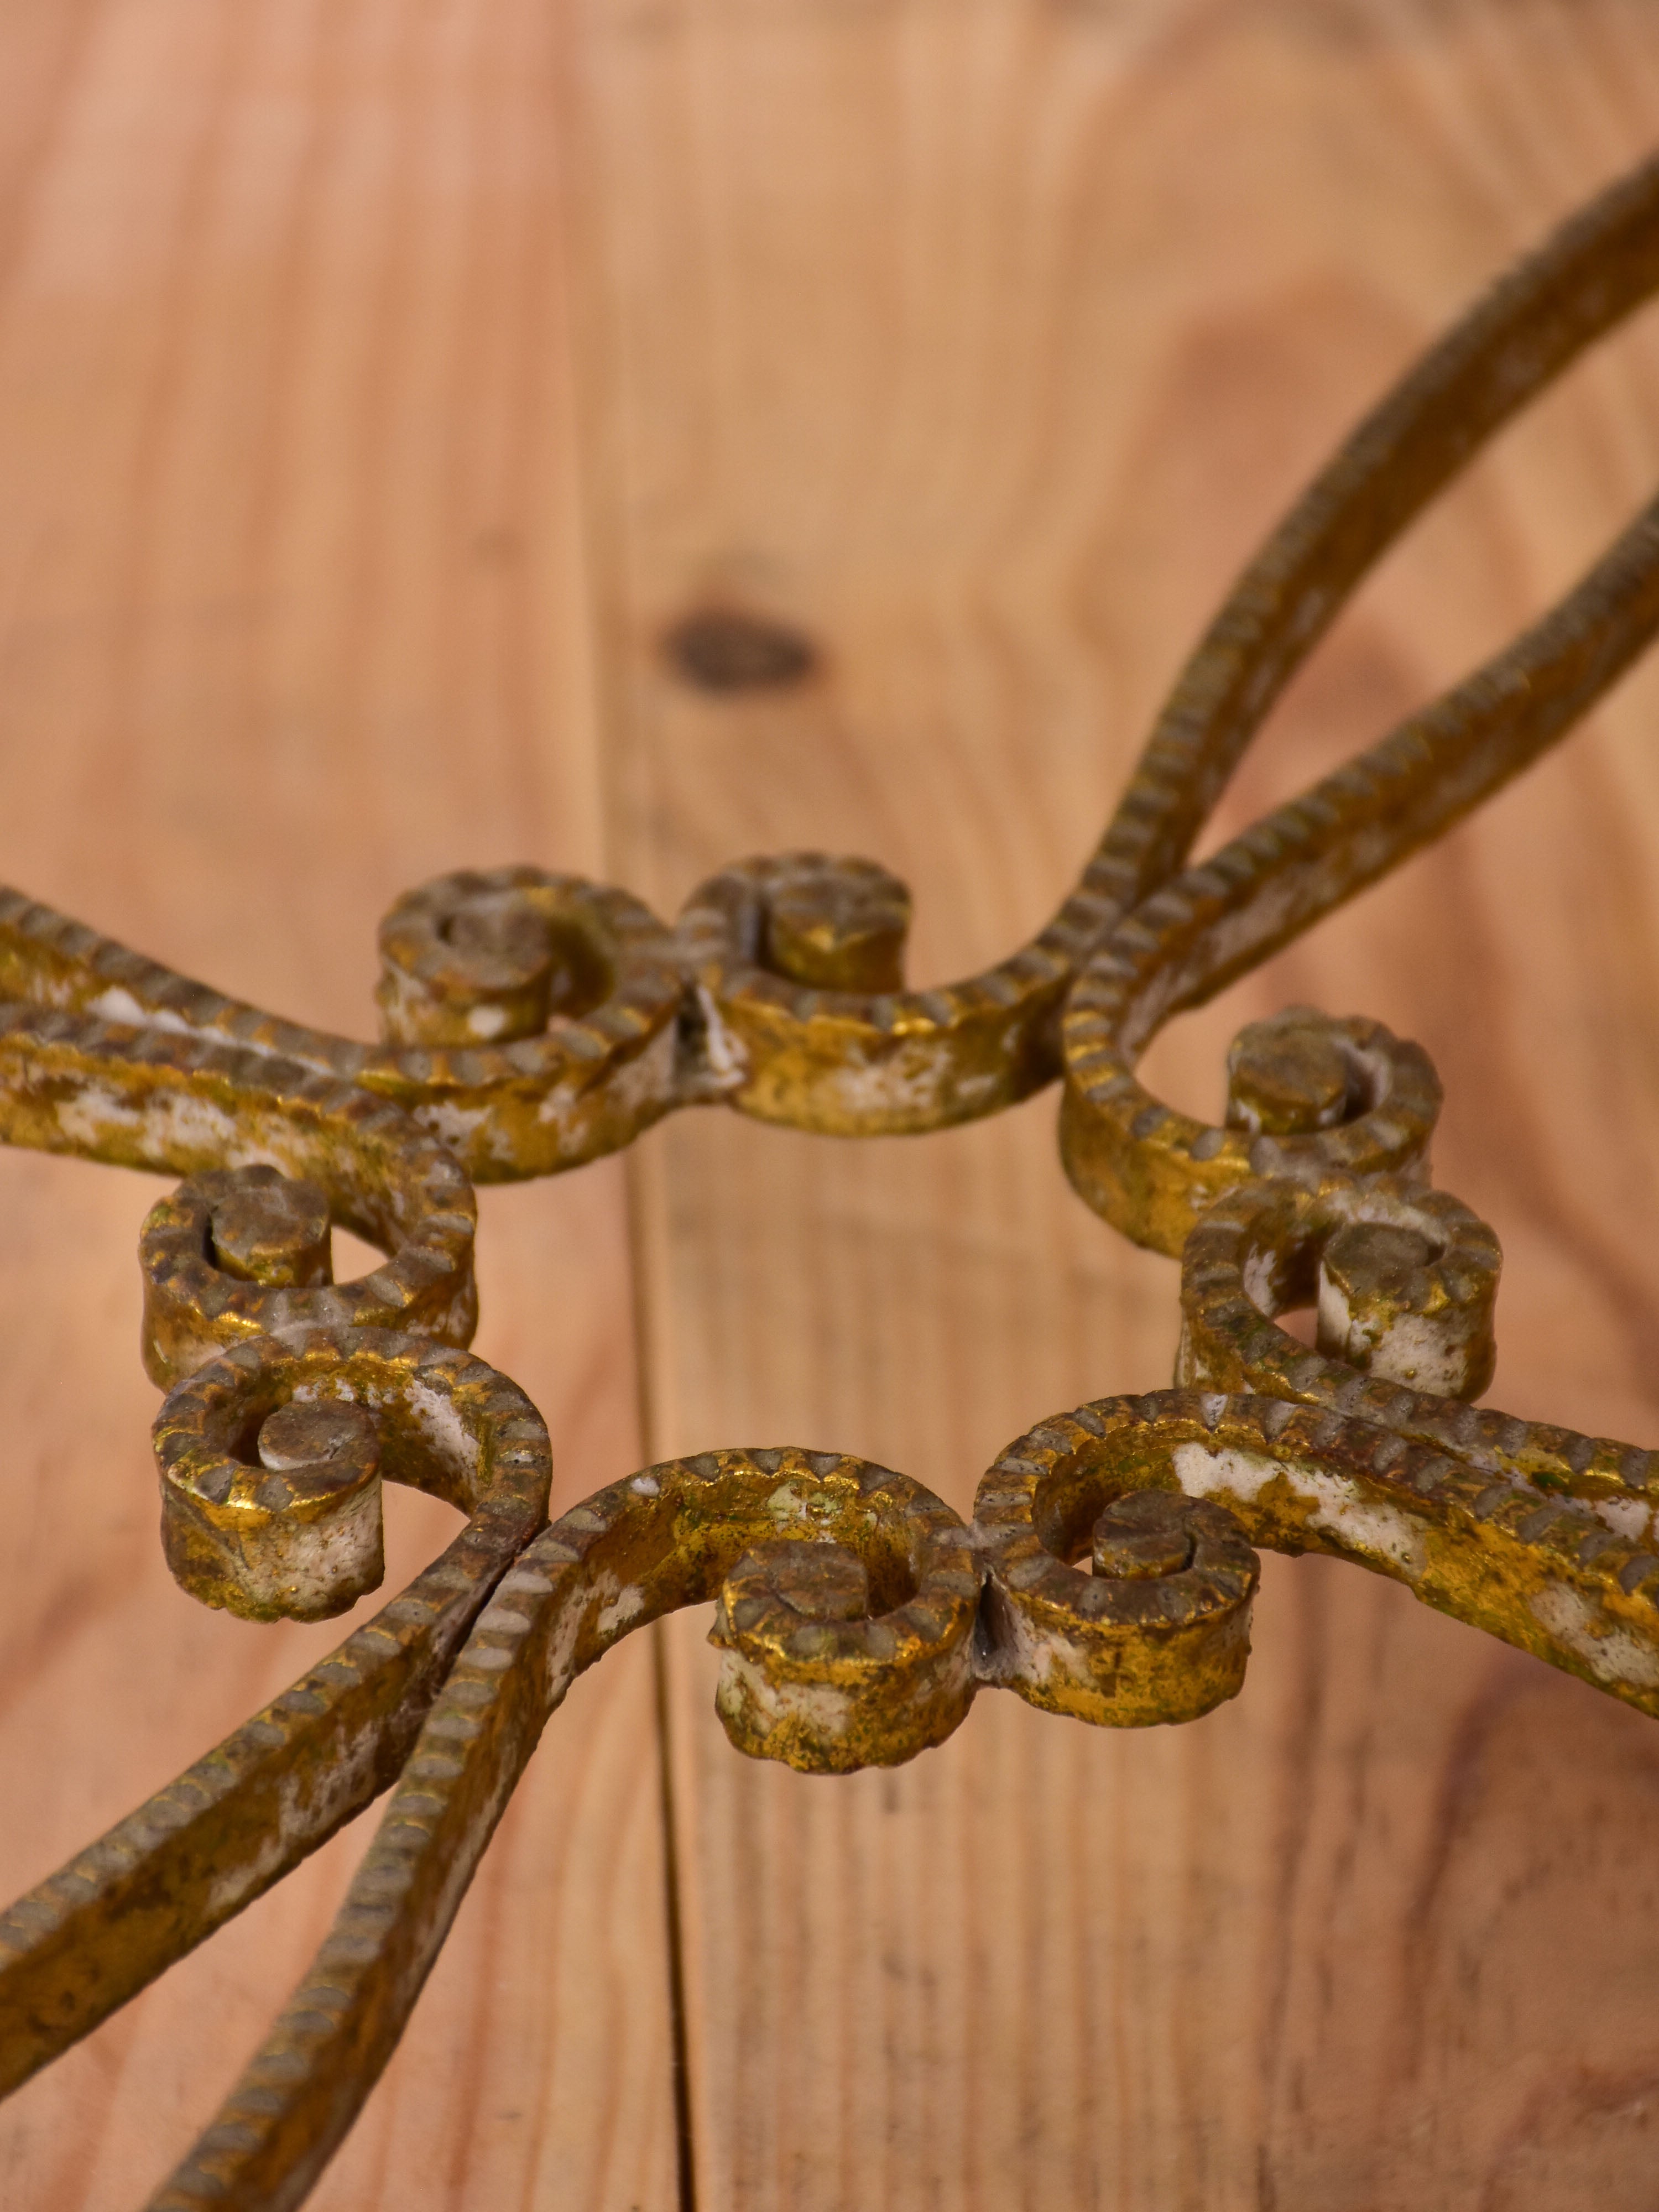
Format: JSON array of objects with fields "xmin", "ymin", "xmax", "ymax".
[
  {"xmin": 0, "ymin": 0, "xmax": 676, "ymax": 2204},
  {"xmin": 584, "ymin": 2, "xmax": 1659, "ymax": 2208},
  {"xmin": 4, "ymin": 0, "xmax": 1659, "ymax": 2207}
]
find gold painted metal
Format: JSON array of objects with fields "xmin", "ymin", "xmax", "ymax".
[
  {"xmin": 974, "ymin": 1388, "xmax": 1659, "ymax": 1728},
  {"xmin": 4, "ymin": 151, "xmax": 1659, "ymax": 2211},
  {"xmin": 0, "ymin": 1329, "xmax": 550, "ymax": 2103},
  {"xmin": 1178, "ymin": 1171, "xmax": 1503, "ymax": 1407},
  {"xmin": 0, "ymin": 866, "xmax": 683, "ymax": 1185}
]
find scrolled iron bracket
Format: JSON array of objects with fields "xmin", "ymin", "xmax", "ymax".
[{"xmin": 5, "ymin": 150, "xmax": 1659, "ymax": 2211}]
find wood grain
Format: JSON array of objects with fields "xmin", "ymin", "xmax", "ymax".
[
  {"xmin": 0, "ymin": 0, "xmax": 676, "ymax": 2203},
  {"xmin": 580, "ymin": 1, "xmax": 1659, "ymax": 2206},
  {"xmin": 6, "ymin": 0, "xmax": 1659, "ymax": 2206}
]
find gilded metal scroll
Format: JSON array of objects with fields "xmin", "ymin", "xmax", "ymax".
[{"xmin": 5, "ymin": 152, "xmax": 1659, "ymax": 2210}]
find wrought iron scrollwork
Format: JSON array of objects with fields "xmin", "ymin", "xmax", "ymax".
[{"xmin": 6, "ymin": 152, "xmax": 1659, "ymax": 2210}]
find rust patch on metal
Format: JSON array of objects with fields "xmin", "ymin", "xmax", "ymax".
[{"xmin": 4, "ymin": 152, "xmax": 1659, "ymax": 2210}]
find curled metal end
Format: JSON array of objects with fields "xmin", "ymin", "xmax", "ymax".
[
  {"xmin": 676, "ymin": 850, "xmax": 1066, "ymax": 1131},
  {"xmin": 151, "ymin": 1326, "xmax": 551, "ymax": 1624},
  {"xmin": 204, "ymin": 1164, "xmax": 333, "ymax": 1287},
  {"xmin": 364, "ymin": 866, "xmax": 685, "ymax": 1176},
  {"xmin": 376, "ymin": 870, "xmax": 615, "ymax": 1047},
  {"xmin": 139, "ymin": 1159, "xmax": 477, "ymax": 1389},
  {"xmin": 159, "ymin": 1383, "xmax": 384, "ymax": 1623},
  {"xmin": 761, "ymin": 855, "xmax": 911, "ymax": 994},
  {"xmin": 1062, "ymin": 998, "xmax": 1442, "ymax": 1256},
  {"xmin": 973, "ymin": 1442, "xmax": 1256, "ymax": 1734},
  {"xmin": 1179, "ymin": 1169, "xmax": 1500, "ymax": 1404},
  {"xmin": 1091, "ymin": 1489, "xmax": 1197, "ymax": 1578},
  {"xmin": 1225, "ymin": 1005, "xmax": 1363, "ymax": 1135},
  {"xmin": 707, "ymin": 1463, "xmax": 979, "ymax": 1773},
  {"xmin": 1316, "ymin": 1210, "xmax": 1498, "ymax": 1397}
]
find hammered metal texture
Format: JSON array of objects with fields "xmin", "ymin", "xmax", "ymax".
[{"xmin": 6, "ymin": 152, "xmax": 1659, "ymax": 2212}]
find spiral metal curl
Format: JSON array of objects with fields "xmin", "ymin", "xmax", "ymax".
[
  {"xmin": 4, "ymin": 153, "xmax": 1659, "ymax": 2210},
  {"xmin": 0, "ymin": 1331, "xmax": 549, "ymax": 2103}
]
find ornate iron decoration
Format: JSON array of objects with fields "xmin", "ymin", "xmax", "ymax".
[{"xmin": 3, "ymin": 153, "xmax": 1659, "ymax": 2211}]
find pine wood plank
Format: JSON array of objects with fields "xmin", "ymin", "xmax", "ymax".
[
  {"xmin": 584, "ymin": 1, "xmax": 1659, "ymax": 2204},
  {"xmin": 0, "ymin": 0, "xmax": 676, "ymax": 2202}
]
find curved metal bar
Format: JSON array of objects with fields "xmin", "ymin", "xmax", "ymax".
[
  {"xmin": 149, "ymin": 1348, "xmax": 1659, "ymax": 2209},
  {"xmin": 0, "ymin": 1010, "xmax": 478, "ymax": 1374},
  {"xmin": 148, "ymin": 1446, "xmax": 977, "ymax": 2211},
  {"xmin": 0, "ymin": 869, "xmax": 683, "ymax": 1183},
  {"xmin": 975, "ymin": 1390, "xmax": 1659, "ymax": 1724},
  {"xmin": 1061, "ymin": 489, "xmax": 1659, "ymax": 1251},
  {"xmin": 677, "ymin": 153, "xmax": 1659, "ymax": 1134},
  {"xmin": 5, "ymin": 144, "xmax": 1659, "ymax": 2212},
  {"xmin": 0, "ymin": 1329, "xmax": 549, "ymax": 2101},
  {"xmin": 9, "ymin": 164, "xmax": 1659, "ymax": 1159},
  {"xmin": 1176, "ymin": 1170, "xmax": 1655, "ymax": 1499}
]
